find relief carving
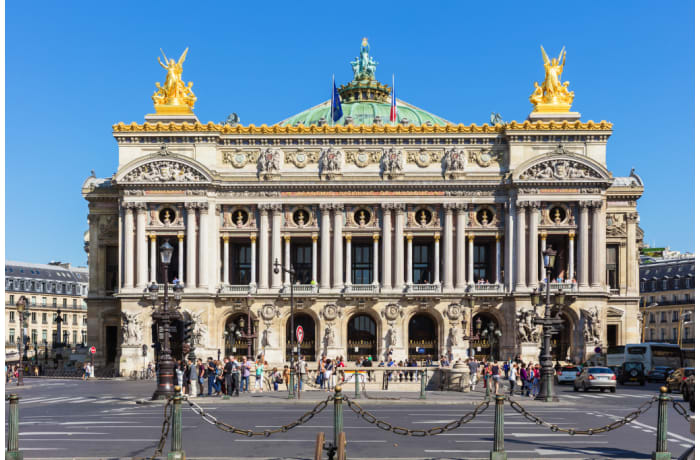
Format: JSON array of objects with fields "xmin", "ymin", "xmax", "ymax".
[
  {"xmin": 520, "ymin": 159, "xmax": 603, "ymax": 180},
  {"xmin": 123, "ymin": 160, "xmax": 207, "ymax": 183}
]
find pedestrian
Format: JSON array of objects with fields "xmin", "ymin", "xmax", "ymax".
[
  {"xmin": 254, "ymin": 359, "xmax": 265, "ymax": 392},
  {"xmin": 175, "ymin": 360, "xmax": 184, "ymax": 393},
  {"xmin": 206, "ymin": 357, "xmax": 216, "ymax": 396},
  {"xmin": 188, "ymin": 359, "xmax": 198, "ymax": 398},
  {"xmin": 519, "ymin": 364, "xmax": 528, "ymax": 396},
  {"xmin": 240, "ymin": 357, "xmax": 250, "ymax": 392},
  {"xmin": 491, "ymin": 362, "xmax": 501, "ymax": 394},
  {"xmin": 271, "ymin": 367, "xmax": 282, "ymax": 391},
  {"xmin": 483, "ymin": 361, "xmax": 492, "ymax": 389},
  {"xmin": 468, "ymin": 358, "xmax": 479, "ymax": 391},
  {"xmin": 223, "ymin": 357, "xmax": 232, "ymax": 396},
  {"xmin": 230, "ymin": 356, "xmax": 240, "ymax": 396},
  {"xmin": 532, "ymin": 365, "xmax": 541, "ymax": 398},
  {"xmin": 197, "ymin": 358, "xmax": 205, "ymax": 396},
  {"xmin": 214, "ymin": 362, "xmax": 224, "ymax": 396},
  {"xmin": 296, "ymin": 356, "xmax": 307, "ymax": 392},
  {"xmin": 508, "ymin": 363, "xmax": 518, "ymax": 396},
  {"xmin": 323, "ymin": 358, "xmax": 333, "ymax": 391}
]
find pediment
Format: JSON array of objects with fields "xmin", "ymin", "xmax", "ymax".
[
  {"xmin": 513, "ymin": 153, "xmax": 611, "ymax": 183},
  {"xmin": 115, "ymin": 153, "xmax": 213, "ymax": 185}
]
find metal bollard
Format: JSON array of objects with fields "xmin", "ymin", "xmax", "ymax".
[
  {"xmin": 5, "ymin": 394, "xmax": 23, "ymax": 460},
  {"xmin": 168, "ymin": 387, "xmax": 185, "ymax": 460},
  {"xmin": 334, "ymin": 385, "xmax": 344, "ymax": 450},
  {"xmin": 419, "ymin": 369, "xmax": 427, "ymax": 400},
  {"xmin": 651, "ymin": 386, "xmax": 672, "ymax": 460},
  {"xmin": 288, "ymin": 370, "xmax": 296, "ymax": 399},
  {"xmin": 489, "ymin": 395, "xmax": 507, "ymax": 460},
  {"xmin": 484, "ymin": 374, "xmax": 491, "ymax": 401},
  {"xmin": 354, "ymin": 370, "xmax": 360, "ymax": 399}
]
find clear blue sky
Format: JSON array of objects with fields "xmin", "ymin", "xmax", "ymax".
[{"xmin": 6, "ymin": 1, "xmax": 694, "ymax": 266}]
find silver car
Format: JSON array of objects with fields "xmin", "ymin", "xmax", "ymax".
[
  {"xmin": 557, "ymin": 365, "xmax": 581, "ymax": 384},
  {"xmin": 573, "ymin": 367, "xmax": 617, "ymax": 393}
]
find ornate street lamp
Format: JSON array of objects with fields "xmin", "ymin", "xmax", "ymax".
[
  {"xmin": 16, "ymin": 296, "xmax": 29, "ymax": 386},
  {"xmin": 273, "ymin": 258, "xmax": 300, "ymax": 400},
  {"xmin": 480, "ymin": 320, "xmax": 502, "ymax": 362},
  {"xmin": 530, "ymin": 245, "xmax": 565, "ymax": 402},
  {"xmin": 236, "ymin": 311, "xmax": 257, "ymax": 360}
]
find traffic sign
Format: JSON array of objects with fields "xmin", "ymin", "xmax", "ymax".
[
  {"xmin": 594, "ymin": 346, "xmax": 602, "ymax": 354},
  {"xmin": 296, "ymin": 326, "xmax": 304, "ymax": 343},
  {"xmin": 90, "ymin": 346, "xmax": 96, "ymax": 354}
]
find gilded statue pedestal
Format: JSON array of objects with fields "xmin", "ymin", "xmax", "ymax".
[{"xmin": 528, "ymin": 111, "xmax": 581, "ymax": 122}]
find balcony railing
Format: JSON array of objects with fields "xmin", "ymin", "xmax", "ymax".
[
  {"xmin": 220, "ymin": 284, "xmax": 255, "ymax": 295},
  {"xmin": 407, "ymin": 283, "xmax": 441, "ymax": 294},
  {"xmin": 472, "ymin": 283, "xmax": 505, "ymax": 293},
  {"xmin": 346, "ymin": 284, "xmax": 379, "ymax": 294},
  {"xmin": 282, "ymin": 284, "xmax": 318, "ymax": 295},
  {"xmin": 548, "ymin": 282, "xmax": 578, "ymax": 293}
]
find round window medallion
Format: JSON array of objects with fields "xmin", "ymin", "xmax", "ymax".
[
  {"xmin": 159, "ymin": 208, "xmax": 176, "ymax": 225},
  {"xmin": 549, "ymin": 207, "xmax": 566, "ymax": 224},
  {"xmin": 354, "ymin": 209, "xmax": 371, "ymax": 226},
  {"xmin": 477, "ymin": 208, "xmax": 494, "ymax": 226},
  {"xmin": 232, "ymin": 209, "xmax": 249, "ymax": 226},
  {"xmin": 415, "ymin": 209, "xmax": 432, "ymax": 225},
  {"xmin": 294, "ymin": 209, "xmax": 310, "ymax": 227}
]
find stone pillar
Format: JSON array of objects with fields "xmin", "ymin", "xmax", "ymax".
[
  {"xmin": 381, "ymin": 204, "xmax": 392, "ymax": 290},
  {"xmin": 505, "ymin": 201, "xmax": 514, "ymax": 291},
  {"xmin": 136, "ymin": 203, "xmax": 148, "ymax": 289},
  {"xmin": 495, "ymin": 233, "xmax": 502, "ymax": 284},
  {"xmin": 320, "ymin": 204, "xmax": 332, "ymax": 289},
  {"xmin": 433, "ymin": 233, "xmax": 441, "ymax": 285},
  {"xmin": 578, "ymin": 202, "xmax": 590, "ymax": 288},
  {"xmin": 625, "ymin": 213, "xmax": 639, "ymax": 295},
  {"xmin": 455, "ymin": 205, "xmax": 467, "ymax": 290},
  {"xmin": 185, "ymin": 203, "xmax": 197, "ymax": 288},
  {"xmin": 591, "ymin": 202, "xmax": 603, "ymax": 288},
  {"xmin": 123, "ymin": 205, "xmax": 135, "ymax": 288},
  {"xmin": 311, "ymin": 233, "xmax": 318, "ymax": 285},
  {"xmin": 442, "ymin": 204, "xmax": 454, "ymax": 290},
  {"xmin": 515, "ymin": 202, "xmax": 527, "ymax": 290},
  {"xmin": 250, "ymin": 234, "xmax": 257, "ymax": 287},
  {"xmin": 568, "ymin": 231, "xmax": 575, "ymax": 281},
  {"xmin": 222, "ymin": 236, "xmax": 230, "ymax": 285},
  {"xmin": 527, "ymin": 203, "xmax": 539, "ymax": 288},
  {"xmin": 372, "ymin": 234, "xmax": 380, "ymax": 286},
  {"xmin": 284, "ymin": 234, "xmax": 291, "ymax": 285},
  {"xmin": 198, "ymin": 203, "xmax": 209, "ymax": 288},
  {"xmin": 149, "ymin": 234, "xmax": 157, "ymax": 283},
  {"xmin": 177, "ymin": 233, "xmax": 184, "ymax": 284},
  {"xmin": 394, "ymin": 205, "xmax": 405, "ymax": 289},
  {"xmin": 88, "ymin": 214, "xmax": 100, "ymax": 293},
  {"xmin": 345, "ymin": 234, "xmax": 352, "ymax": 286},
  {"xmin": 406, "ymin": 234, "xmax": 413, "ymax": 285},
  {"xmin": 540, "ymin": 231, "xmax": 547, "ymax": 281},
  {"xmin": 271, "ymin": 205, "xmax": 283, "ymax": 289},
  {"xmin": 332, "ymin": 205, "xmax": 344, "ymax": 289},
  {"xmin": 467, "ymin": 233, "xmax": 475, "ymax": 286},
  {"xmin": 259, "ymin": 206, "xmax": 270, "ymax": 289}
]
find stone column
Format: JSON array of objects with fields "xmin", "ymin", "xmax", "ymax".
[
  {"xmin": 259, "ymin": 206, "xmax": 270, "ymax": 289},
  {"xmin": 505, "ymin": 201, "xmax": 514, "ymax": 291},
  {"xmin": 345, "ymin": 234, "xmax": 352, "ymax": 286},
  {"xmin": 149, "ymin": 234, "xmax": 157, "ymax": 283},
  {"xmin": 578, "ymin": 202, "xmax": 590, "ymax": 288},
  {"xmin": 433, "ymin": 233, "xmax": 441, "ymax": 285},
  {"xmin": 123, "ymin": 205, "xmax": 135, "ymax": 288},
  {"xmin": 540, "ymin": 231, "xmax": 547, "ymax": 281},
  {"xmin": 495, "ymin": 233, "xmax": 502, "ymax": 284},
  {"xmin": 222, "ymin": 236, "xmax": 230, "ymax": 285},
  {"xmin": 591, "ymin": 202, "xmax": 603, "ymax": 288},
  {"xmin": 381, "ymin": 204, "xmax": 392, "ymax": 290},
  {"xmin": 442, "ymin": 204, "xmax": 454, "ymax": 290},
  {"xmin": 332, "ymin": 205, "xmax": 344, "ymax": 289},
  {"xmin": 394, "ymin": 205, "xmax": 405, "ymax": 289},
  {"xmin": 185, "ymin": 203, "xmax": 197, "ymax": 288},
  {"xmin": 527, "ymin": 203, "xmax": 539, "ymax": 288},
  {"xmin": 568, "ymin": 231, "xmax": 575, "ymax": 281},
  {"xmin": 455, "ymin": 205, "xmax": 467, "ymax": 290},
  {"xmin": 271, "ymin": 205, "xmax": 283, "ymax": 289},
  {"xmin": 311, "ymin": 233, "xmax": 318, "ymax": 285},
  {"xmin": 87, "ymin": 214, "xmax": 100, "ymax": 293},
  {"xmin": 372, "ymin": 234, "xmax": 380, "ymax": 286},
  {"xmin": 467, "ymin": 233, "xmax": 475, "ymax": 286},
  {"xmin": 625, "ymin": 213, "xmax": 639, "ymax": 295},
  {"xmin": 515, "ymin": 202, "xmax": 527, "ymax": 290},
  {"xmin": 284, "ymin": 234, "xmax": 291, "ymax": 285},
  {"xmin": 320, "ymin": 204, "xmax": 332, "ymax": 289},
  {"xmin": 198, "ymin": 203, "xmax": 209, "ymax": 288},
  {"xmin": 406, "ymin": 234, "xmax": 413, "ymax": 285},
  {"xmin": 117, "ymin": 208, "xmax": 123, "ymax": 289},
  {"xmin": 250, "ymin": 234, "xmax": 257, "ymax": 287},
  {"xmin": 136, "ymin": 203, "xmax": 148, "ymax": 289},
  {"xmin": 177, "ymin": 233, "xmax": 184, "ymax": 283}
]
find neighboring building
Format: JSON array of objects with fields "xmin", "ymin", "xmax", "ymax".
[
  {"xmin": 5, "ymin": 261, "xmax": 89, "ymax": 355},
  {"xmin": 640, "ymin": 253, "xmax": 695, "ymax": 348},
  {"xmin": 83, "ymin": 40, "xmax": 644, "ymax": 375}
]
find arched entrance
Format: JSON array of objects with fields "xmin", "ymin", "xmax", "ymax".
[
  {"xmin": 286, "ymin": 313, "xmax": 316, "ymax": 362},
  {"xmin": 471, "ymin": 312, "xmax": 501, "ymax": 362},
  {"xmin": 408, "ymin": 313, "xmax": 438, "ymax": 362},
  {"xmin": 224, "ymin": 313, "xmax": 258, "ymax": 359},
  {"xmin": 347, "ymin": 314, "xmax": 377, "ymax": 362},
  {"xmin": 552, "ymin": 314, "xmax": 572, "ymax": 362}
]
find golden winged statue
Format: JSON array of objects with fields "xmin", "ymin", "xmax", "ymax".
[
  {"xmin": 530, "ymin": 46, "xmax": 574, "ymax": 113},
  {"xmin": 152, "ymin": 48, "xmax": 197, "ymax": 114}
]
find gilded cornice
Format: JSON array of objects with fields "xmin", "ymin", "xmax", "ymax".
[{"xmin": 112, "ymin": 120, "xmax": 613, "ymax": 134}]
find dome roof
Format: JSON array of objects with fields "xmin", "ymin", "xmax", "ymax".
[{"xmin": 278, "ymin": 99, "xmax": 451, "ymax": 127}]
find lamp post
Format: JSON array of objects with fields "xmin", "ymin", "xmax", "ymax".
[
  {"xmin": 149, "ymin": 241, "xmax": 184, "ymax": 400},
  {"xmin": 16, "ymin": 296, "xmax": 29, "ymax": 386},
  {"xmin": 273, "ymin": 258, "xmax": 300, "ymax": 400},
  {"xmin": 530, "ymin": 245, "xmax": 565, "ymax": 402},
  {"xmin": 235, "ymin": 313, "xmax": 257, "ymax": 360},
  {"xmin": 480, "ymin": 321, "xmax": 502, "ymax": 363},
  {"xmin": 43, "ymin": 339, "xmax": 48, "ymax": 364}
]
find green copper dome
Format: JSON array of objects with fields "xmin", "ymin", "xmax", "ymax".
[{"xmin": 278, "ymin": 99, "xmax": 451, "ymax": 127}]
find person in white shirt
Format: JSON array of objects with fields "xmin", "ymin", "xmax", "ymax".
[{"xmin": 508, "ymin": 364, "xmax": 518, "ymax": 396}]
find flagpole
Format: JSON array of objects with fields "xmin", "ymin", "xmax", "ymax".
[
  {"xmin": 392, "ymin": 73, "xmax": 396, "ymax": 126},
  {"xmin": 331, "ymin": 74, "xmax": 334, "ymax": 127}
]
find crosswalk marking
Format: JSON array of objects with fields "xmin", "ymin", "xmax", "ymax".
[{"xmin": 17, "ymin": 396, "xmax": 129, "ymax": 406}]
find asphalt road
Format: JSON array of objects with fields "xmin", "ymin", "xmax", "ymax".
[{"xmin": 4, "ymin": 378, "xmax": 694, "ymax": 459}]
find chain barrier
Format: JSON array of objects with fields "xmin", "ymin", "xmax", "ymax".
[
  {"xmin": 506, "ymin": 395, "xmax": 658, "ymax": 435},
  {"xmin": 183, "ymin": 394, "xmax": 333, "ymax": 437},
  {"xmin": 671, "ymin": 399, "xmax": 693, "ymax": 422},
  {"xmin": 344, "ymin": 395, "xmax": 490, "ymax": 436},
  {"xmin": 150, "ymin": 397, "xmax": 173, "ymax": 460}
]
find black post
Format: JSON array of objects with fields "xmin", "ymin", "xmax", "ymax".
[
  {"xmin": 153, "ymin": 262, "xmax": 175, "ymax": 400},
  {"xmin": 275, "ymin": 259, "xmax": 299, "ymax": 400},
  {"xmin": 533, "ymin": 248, "xmax": 562, "ymax": 403}
]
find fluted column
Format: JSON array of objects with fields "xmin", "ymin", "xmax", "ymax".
[
  {"xmin": 259, "ymin": 206, "xmax": 270, "ymax": 289},
  {"xmin": 250, "ymin": 234, "xmax": 257, "ymax": 286},
  {"xmin": 591, "ymin": 202, "xmax": 603, "ymax": 288},
  {"xmin": 467, "ymin": 233, "xmax": 475, "ymax": 286},
  {"xmin": 185, "ymin": 203, "xmax": 197, "ymax": 288},
  {"xmin": 455, "ymin": 205, "xmax": 467, "ymax": 289},
  {"xmin": 320, "ymin": 205, "xmax": 332, "ymax": 289},
  {"xmin": 527, "ymin": 203, "xmax": 539, "ymax": 288},
  {"xmin": 442, "ymin": 204, "xmax": 454, "ymax": 290},
  {"xmin": 568, "ymin": 231, "xmax": 575, "ymax": 281},
  {"xmin": 123, "ymin": 205, "xmax": 135, "ymax": 288},
  {"xmin": 136, "ymin": 203, "xmax": 148, "ymax": 288},
  {"xmin": 177, "ymin": 234, "xmax": 184, "ymax": 283},
  {"xmin": 372, "ymin": 234, "xmax": 380, "ymax": 285},
  {"xmin": 271, "ymin": 205, "xmax": 283, "ymax": 289},
  {"xmin": 394, "ymin": 204, "xmax": 405, "ymax": 289},
  {"xmin": 311, "ymin": 233, "xmax": 318, "ymax": 285},
  {"xmin": 540, "ymin": 231, "xmax": 547, "ymax": 281},
  {"xmin": 406, "ymin": 234, "xmax": 413, "ymax": 285},
  {"xmin": 222, "ymin": 236, "xmax": 230, "ymax": 284},
  {"xmin": 284, "ymin": 234, "xmax": 291, "ymax": 285},
  {"xmin": 381, "ymin": 204, "xmax": 392, "ymax": 290},
  {"xmin": 495, "ymin": 233, "xmax": 502, "ymax": 284},
  {"xmin": 578, "ymin": 202, "xmax": 590, "ymax": 287},
  {"xmin": 345, "ymin": 234, "xmax": 352, "ymax": 286},
  {"xmin": 515, "ymin": 202, "xmax": 527, "ymax": 290},
  {"xmin": 198, "ymin": 203, "xmax": 209, "ymax": 288},
  {"xmin": 149, "ymin": 234, "xmax": 157, "ymax": 283},
  {"xmin": 332, "ymin": 205, "xmax": 344, "ymax": 289},
  {"xmin": 505, "ymin": 201, "xmax": 514, "ymax": 291},
  {"xmin": 433, "ymin": 233, "xmax": 441, "ymax": 285}
]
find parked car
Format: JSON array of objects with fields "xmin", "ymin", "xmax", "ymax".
[
  {"xmin": 573, "ymin": 367, "xmax": 617, "ymax": 392},
  {"xmin": 619, "ymin": 362, "xmax": 646, "ymax": 386},
  {"xmin": 648, "ymin": 366, "xmax": 675, "ymax": 383},
  {"xmin": 556, "ymin": 365, "xmax": 581, "ymax": 384},
  {"xmin": 666, "ymin": 367, "xmax": 694, "ymax": 398}
]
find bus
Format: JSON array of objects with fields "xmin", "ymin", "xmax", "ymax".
[
  {"xmin": 623, "ymin": 343, "xmax": 683, "ymax": 375},
  {"xmin": 606, "ymin": 345, "xmax": 626, "ymax": 367},
  {"xmin": 682, "ymin": 348, "xmax": 695, "ymax": 367}
]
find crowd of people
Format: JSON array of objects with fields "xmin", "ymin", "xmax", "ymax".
[{"xmin": 466, "ymin": 358, "xmax": 546, "ymax": 397}]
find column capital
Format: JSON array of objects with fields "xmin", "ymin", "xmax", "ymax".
[
  {"xmin": 515, "ymin": 201, "xmax": 529, "ymax": 211},
  {"xmin": 177, "ymin": 233, "xmax": 185, "ymax": 241},
  {"xmin": 284, "ymin": 234, "xmax": 291, "ymax": 242},
  {"xmin": 149, "ymin": 233, "xmax": 157, "ymax": 242},
  {"xmin": 625, "ymin": 212, "xmax": 639, "ymax": 222},
  {"xmin": 88, "ymin": 214, "xmax": 101, "ymax": 224},
  {"xmin": 373, "ymin": 233, "xmax": 381, "ymax": 241},
  {"xmin": 568, "ymin": 231, "xmax": 576, "ymax": 240},
  {"xmin": 381, "ymin": 202, "xmax": 393, "ymax": 210},
  {"xmin": 250, "ymin": 233, "xmax": 257, "ymax": 242},
  {"xmin": 319, "ymin": 203, "xmax": 334, "ymax": 213},
  {"xmin": 222, "ymin": 235, "xmax": 229, "ymax": 243},
  {"xmin": 467, "ymin": 233, "xmax": 475, "ymax": 242},
  {"xmin": 406, "ymin": 233, "xmax": 413, "ymax": 241},
  {"xmin": 331, "ymin": 203, "xmax": 345, "ymax": 212},
  {"xmin": 184, "ymin": 202, "xmax": 199, "ymax": 210},
  {"xmin": 344, "ymin": 233, "xmax": 352, "ymax": 241},
  {"xmin": 434, "ymin": 233, "xmax": 441, "ymax": 241},
  {"xmin": 578, "ymin": 200, "xmax": 593, "ymax": 209},
  {"xmin": 495, "ymin": 232, "xmax": 502, "ymax": 241},
  {"xmin": 197, "ymin": 202, "xmax": 209, "ymax": 213},
  {"xmin": 456, "ymin": 204, "xmax": 468, "ymax": 214},
  {"xmin": 392, "ymin": 203, "xmax": 406, "ymax": 212},
  {"xmin": 443, "ymin": 202, "xmax": 458, "ymax": 211},
  {"xmin": 540, "ymin": 231, "xmax": 547, "ymax": 240},
  {"xmin": 311, "ymin": 233, "xmax": 318, "ymax": 242},
  {"xmin": 121, "ymin": 201, "xmax": 137, "ymax": 210},
  {"xmin": 591, "ymin": 201, "xmax": 603, "ymax": 209},
  {"xmin": 135, "ymin": 202, "xmax": 148, "ymax": 212}
]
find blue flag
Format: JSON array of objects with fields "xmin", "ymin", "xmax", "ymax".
[{"xmin": 331, "ymin": 78, "xmax": 343, "ymax": 123}]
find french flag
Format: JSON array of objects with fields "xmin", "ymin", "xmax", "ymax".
[{"xmin": 390, "ymin": 74, "xmax": 397, "ymax": 124}]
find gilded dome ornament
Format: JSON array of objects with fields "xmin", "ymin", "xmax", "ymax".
[
  {"xmin": 152, "ymin": 48, "xmax": 197, "ymax": 115},
  {"xmin": 529, "ymin": 46, "xmax": 575, "ymax": 113}
]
